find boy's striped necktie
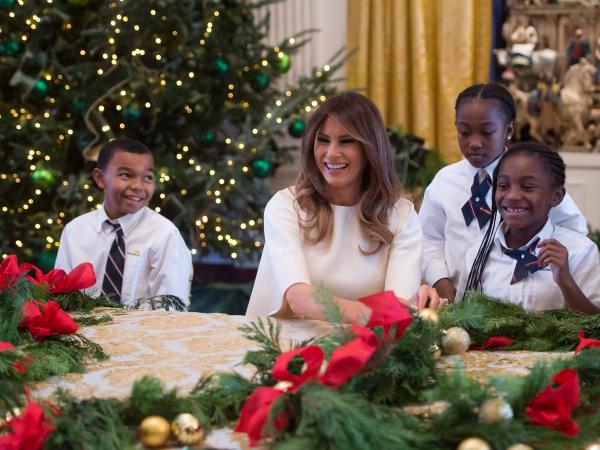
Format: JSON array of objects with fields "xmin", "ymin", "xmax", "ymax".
[
  {"xmin": 461, "ymin": 170, "xmax": 492, "ymax": 228},
  {"xmin": 502, "ymin": 238, "xmax": 543, "ymax": 284},
  {"xmin": 102, "ymin": 220, "xmax": 125, "ymax": 301}
]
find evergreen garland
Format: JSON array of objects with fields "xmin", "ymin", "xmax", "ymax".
[
  {"xmin": 441, "ymin": 292, "xmax": 600, "ymax": 351},
  {"xmin": 2, "ymin": 286, "xmax": 599, "ymax": 448}
]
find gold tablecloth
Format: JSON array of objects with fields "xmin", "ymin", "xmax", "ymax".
[{"xmin": 32, "ymin": 309, "xmax": 569, "ymax": 449}]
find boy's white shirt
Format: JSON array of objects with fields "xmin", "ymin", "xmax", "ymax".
[
  {"xmin": 418, "ymin": 157, "xmax": 588, "ymax": 288},
  {"xmin": 456, "ymin": 218, "xmax": 600, "ymax": 311},
  {"xmin": 55, "ymin": 205, "xmax": 192, "ymax": 308}
]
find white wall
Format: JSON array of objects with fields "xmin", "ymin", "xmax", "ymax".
[{"xmin": 562, "ymin": 152, "xmax": 600, "ymax": 231}]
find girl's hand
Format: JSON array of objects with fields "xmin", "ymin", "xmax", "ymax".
[
  {"xmin": 538, "ymin": 238, "xmax": 572, "ymax": 286},
  {"xmin": 432, "ymin": 278, "xmax": 456, "ymax": 302},
  {"xmin": 411, "ymin": 284, "xmax": 448, "ymax": 311}
]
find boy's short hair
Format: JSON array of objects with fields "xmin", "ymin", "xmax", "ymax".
[{"xmin": 97, "ymin": 138, "xmax": 153, "ymax": 170}]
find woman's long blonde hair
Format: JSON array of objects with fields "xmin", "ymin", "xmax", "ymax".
[{"xmin": 294, "ymin": 92, "xmax": 402, "ymax": 254}]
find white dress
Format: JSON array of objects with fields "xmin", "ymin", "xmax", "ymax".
[{"xmin": 246, "ymin": 188, "xmax": 423, "ymax": 317}]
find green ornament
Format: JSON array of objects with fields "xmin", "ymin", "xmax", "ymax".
[
  {"xmin": 32, "ymin": 79, "xmax": 49, "ymax": 97},
  {"xmin": 0, "ymin": 0, "xmax": 15, "ymax": 10},
  {"xmin": 275, "ymin": 52, "xmax": 291, "ymax": 73},
  {"xmin": 72, "ymin": 99, "xmax": 86, "ymax": 113},
  {"xmin": 251, "ymin": 158, "xmax": 274, "ymax": 178},
  {"xmin": 122, "ymin": 107, "xmax": 141, "ymax": 120},
  {"xmin": 32, "ymin": 168, "xmax": 55, "ymax": 188},
  {"xmin": 288, "ymin": 119, "xmax": 305, "ymax": 138},
  {"xmin": 68, "ymin": 0, "xmax": 89, "ymax": 6},
  {"xmin": 215, "ymin": 57, "xmax": 230, "ymax": 75},
  {"xmin": 0, "ymin": 40, "xmax": 22, "ymax": 56},
  {"xmin": 36, "ymin": 249, "xmax": 57, "ymax": 272},
  {"xmin": 252, "ymin": 73, "xmax": 270, "ymax": 92},
  {"xmin": 200, "ymin": 130, "xmax": 216, "ymax": 146}
]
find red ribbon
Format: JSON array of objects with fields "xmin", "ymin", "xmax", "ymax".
[
  {"xmin": 0, "ymin": 341, "xmax": 27, "ymax": 375},
  {"xmin": 526, "ymin": 368, "xmax": 580, "ymax": 436},
  {"xmin": 234, "ymin": 387, "xmax": 288, "ymax": 446},
  {"xmin": 0, "ymin": 389, "xmax": 55, "ymax": 450},
  {"xmin": 236, "ymin": 291, "xmax": 412, "ymax": 446},
  {"xmin": 470, "ymin": 336, "xmax": 513, "ymax": 351},
  {"xmin": 575, "ymin": 331, "xmax": 600, "ymax": 354},
  {"xmin": 19, "ymin": 300, "xmax": 79, "ymax": 341},
  {"xmin": 359, "ymin": 291, "xmax": 413, "ymax": 342},
  {"xmin": 20, "ymin": 262, "xmax": 96, "ymax": 294},
  {"xmin": 0, "ymin": 255, "xmax": 21, "ymax": 290}
]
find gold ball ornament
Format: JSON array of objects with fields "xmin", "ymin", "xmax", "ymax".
[
  {"xmin": 171, "ymin": 413, "xmax": 204, "ymax": 446},
  {"xmin": 138, "ymin": 415, "xmax": 171, "ymax": 448},
  {"xmin": 478, "ymin": 397, "xmax": 513, "ymax": 424},
  {"xmin": 506, "ymin": 445, "xmax": 534, "ymax": 450},
  {"xmin": 442, "ymin": 327, "xmax": 471, "ymax": 355},
  {"xmin": 431, "ymin": 344, "xmax": 442, "ymax": 360},
  {"xmin": 457, "ymin": 437, "xmax": 491, "ymax": 450},
  {"xmin": 584, "ymin": 442, "xmax": 600, "ymax": 450},
  {"xmin": 418, "ymin": 307, "xmax": 440, "ymax": 325}
]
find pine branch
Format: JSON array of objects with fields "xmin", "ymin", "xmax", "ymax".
[
  {"xmin": 128, "ymin": 295, "xmax": 187, "ymax": 311},
  {"xmin": 191, "ymin": 373, "xmax": 257, "ymax": 426},
  {"xmin": 22, "ymin": 334, "xmax": 107, "ymax": 381}
]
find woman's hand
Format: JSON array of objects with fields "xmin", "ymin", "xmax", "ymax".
[
  {"xmin": 538, "ymin": 238, "xmax": 572, "ymax": 286},
  {"xmin": 411, "ymin": 284, "xmax": 448, "ymax": 311}
]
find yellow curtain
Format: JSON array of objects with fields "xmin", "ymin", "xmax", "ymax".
[{"xmin": 347, "ymin": 0, "xmax": 491, "ymax": 163}]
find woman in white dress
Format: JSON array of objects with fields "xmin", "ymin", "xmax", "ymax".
[{"xmin": 246, "ymin": 92, "xmax": 444, "ymax": 324}]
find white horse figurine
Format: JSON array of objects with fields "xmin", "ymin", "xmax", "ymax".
[{"xmin": 561, "ymin": 58, "xmax": 596, "ymax": 148}]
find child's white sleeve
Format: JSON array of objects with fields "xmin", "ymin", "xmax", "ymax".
[
  {"xmin": 571, "ymin": 242, "xmax": 600, "ymax": 309},
  {"xmin": 418, "ymin": 185, "xmax": 450, "ymax": 286}
]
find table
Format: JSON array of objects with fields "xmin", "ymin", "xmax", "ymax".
[{"xmin": 33, "ymin": 309, "xmax": 569, "ymax": 449}]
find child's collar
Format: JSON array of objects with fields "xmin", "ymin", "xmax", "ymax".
[
  {"xmin": 96, "ymin": 205, "xmax": 146, "ymax": 235},
  {"xmin": 465, "ymin": 153, "xmax": 503, "ymax": 179},
  {"xmin": 496, "ymin": 218, "xmax": 554, "ymax": 253}
]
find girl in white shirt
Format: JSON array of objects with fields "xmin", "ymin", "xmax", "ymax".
[
  {"xmin": 419, "ymin": 83, "xmax": 586, "ymax": 303},
  {"xmin": 460, "ymin": 142, "xmax": 600, "ymax": 314},
  {"xmin": 246, "ymin": 92, "xmax": 444, "ymax": 324}
]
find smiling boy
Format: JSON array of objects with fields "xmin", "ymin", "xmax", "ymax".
[{"xmin": 55, "ymin": 138, "xmax": 192, "ymax": 307}]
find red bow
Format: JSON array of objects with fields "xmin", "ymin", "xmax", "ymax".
[
  {"xmin": 526, "ymin": 368, "xmax": 580, "ymax": 436},
  {"xmin": 0, "ymin": 255, "xmax": 21, "ymax": 290},
  {"xmin": 235, "ymin": 327, "xmax": 379, "ymax": 446},
  {"xmin": 470, "ymin": 336, "xmax": 513, "ymax": 350},
  {"xmin": 236, "ymin": 291, "xmax": 412, "ymax": 446},
  {"xmin": 575, "ymin": 331, "xmax": 600, "ymax": 354},
  {"xmin": 359, "ymin": 291, "xmax": 413, "ymax": 342},
  {"xmin": 0, "ymin": 390, "xmax": 55, "ymax": 450},
  {"xmin": 0, "ymin": 341, "xmax": 27, "ymax": 375},
  {"xmin": 20, "ymin": 262, "xmax": 96, "ymax": 294},
  {"xmin": 19, "ymin": 300, "xmax": 79, "ymax": 341}
]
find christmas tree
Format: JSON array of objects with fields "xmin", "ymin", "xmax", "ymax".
[{"xmin": 0, "ymin": 0, "xmax": 343, "ymax": 266}]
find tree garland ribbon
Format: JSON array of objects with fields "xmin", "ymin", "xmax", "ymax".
[
  {"xmin": 526, "ymin": 368, "xmax": 581, "ymax": 436},
  {"xmin": 235, "ymin": 291, "xmax": 413, "ymax": 446}
]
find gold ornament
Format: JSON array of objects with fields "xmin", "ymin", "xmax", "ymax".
[
  {"xmin": 442, "ymin": 327, "xmax": 471, "ymax": 355},
  {"xmin": 584, "ymin": 442, "xmax": 600, "ymax": 450},
  {"xmin": 138, "ymin": 415, "xmax": 170, "ymax": 448},
  {"xmin": 418, "ymin": 307, "xmax": 440, "ymax": 325},
  {"xmin": 274, "ymin": 381, "xmax": 293, "ymax": 392},
  {"xmin": 431, "ymin": 344, "xmax": 442, "ymax": 360},
  {"xmin": 478, "ymin": 397, "xmax": 513, "ymax": 424},
  {"xmin": 0, "ymin": 407, "xmax": 22, "ymax": 433},
  {"xmin": 506, "ymin": 445, "xmax": 534, "ymax": 450},
  {"xmin": 457, "ymin": 437, "xmax": 491, "ymax": 450},
  {"xmin": 171, "ymin": 413, "xmax": 204, "ymax": 446}
]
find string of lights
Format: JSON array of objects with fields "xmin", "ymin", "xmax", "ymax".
[{"xmin": 0, "ymin": 0, "xmax": 344, "ymax": 265}]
